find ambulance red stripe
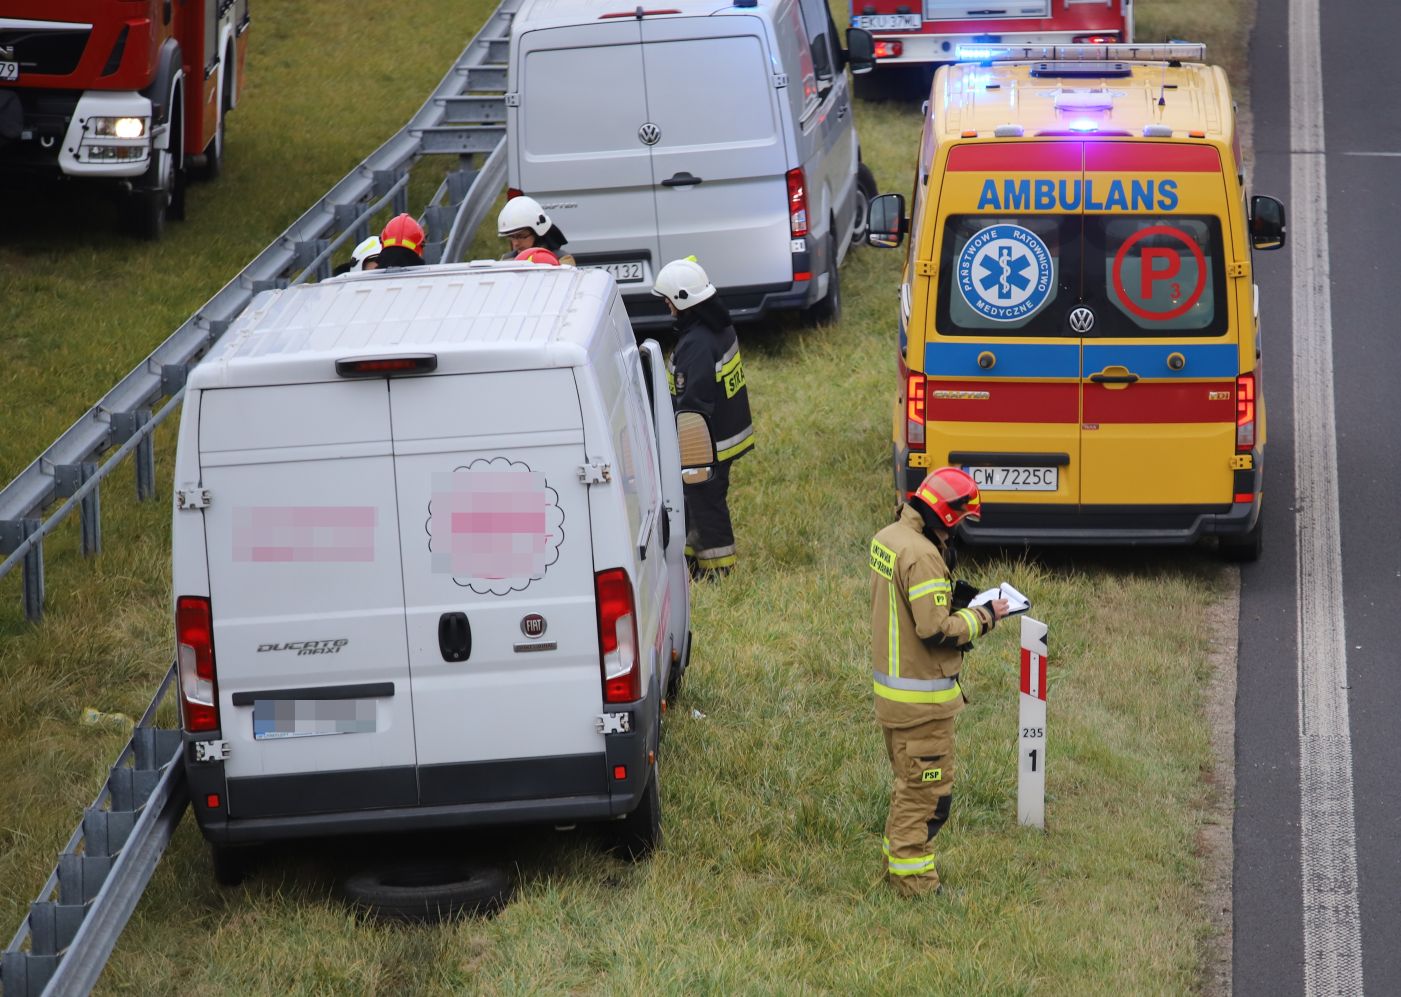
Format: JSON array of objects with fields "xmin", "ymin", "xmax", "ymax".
[
  {"xmin": 946, "ymin": 143, "xmax": 1082, "ymax": 173},
  {"xmin": 1081, "ymin": 380, "xmax": 1236, "ymax": 423},
  {"xmin": 1084, "ymin": 143, "xmax": 1221, "ymax": 173},
  {"xmin": 925, "ymin": 380, "xmax": 1078, "ymax": 423}
]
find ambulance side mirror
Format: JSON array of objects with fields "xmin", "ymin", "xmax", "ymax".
[
  {"xmin": 867, "ymin": 193, "xmax": 907, "ymax": 249},
  {"xmin": 846, "ymin": 28, "xmax": 876, "ymax": 76},
  {"xmin": 676, "ymin": 410, "xmax": 716, "ymax": 486},
  {"xmin": 1249, "ymin": 195, "xmax": 1286, "ymax": 251}
]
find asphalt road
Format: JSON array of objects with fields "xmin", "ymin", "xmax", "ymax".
[{"xmin": 1235, "ymin": 0, "xmax": 1401, "ymax": 992}]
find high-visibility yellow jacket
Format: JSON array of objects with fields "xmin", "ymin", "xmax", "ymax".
[{"xmin": 869, "ymin": 503, "xmax": 996, "ymax": 728}]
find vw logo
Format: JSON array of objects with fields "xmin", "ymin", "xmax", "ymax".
[
  {"xmin": 638, "ymin": 122, "xmax": 661, "ymax": 146},
  {"xmin": 1068, "ymin": 305, "xmax": 1096, "ymax": 334}
]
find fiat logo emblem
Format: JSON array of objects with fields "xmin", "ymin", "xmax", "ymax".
[
  {"xmin": 520, "ymin": 614, "xmax": 547, "ymax": 638},
  {"xmin": 1068, "ymin": 305, "xmax": 1097, "ymax": 334},
  {"xmin": 638, "ymin": 122, "xmax": 661, "ymax": 146}
]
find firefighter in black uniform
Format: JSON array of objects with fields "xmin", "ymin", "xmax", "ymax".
[{"xmin": 654, "ymin": 257, "xmax": 754, "ymax": 578}]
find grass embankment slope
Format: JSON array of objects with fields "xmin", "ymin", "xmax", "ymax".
[{"xmin": 0, "ymin": 0, "xmax": 1251, "ymax": 992}]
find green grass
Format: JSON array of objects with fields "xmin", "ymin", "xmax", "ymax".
[{"xmin": 1, "ymin": 0, "xmax": 1247, "ymax": 992}]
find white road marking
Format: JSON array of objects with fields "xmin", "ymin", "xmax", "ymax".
[
  {"xmin": 1290, "ymin": 0, "xmax": 1364, "ymax": 990},
  {"xmin": 1342, "ymin": 151, "xmax": 1401, "ymax": 157}
]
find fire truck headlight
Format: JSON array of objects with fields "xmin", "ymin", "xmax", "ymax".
[{"xmin": 90, "ymin": 116, "xmax": 147, "ymax": 139}]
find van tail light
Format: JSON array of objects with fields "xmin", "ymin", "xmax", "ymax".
[
  {"xmin": 786, "ymin": 168, "xmax": 808, "ymax": 239},
  {"xmin": 176, "ymin": 596, "xmax": 220, "ymax": 733},
  {"xmin": 1236, "ymin": 372, "xmax": 1256, "ymax": 452},
  {"xmin": 507, "ymin": 187, "xmax": 523, "ymax": 200},
  {"xmin": 595, "ymin": 568, "xmax": 641, "ymax": 704},
  {"xmin": 906, "ymin": 372, "xmax": 926, "ymax": 448}
]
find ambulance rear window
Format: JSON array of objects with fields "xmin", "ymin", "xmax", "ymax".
[
  {"xmin": 936, "ymin": 215, "xmax": 1079, "ymax": 336},
  {"xmin": 1087, "ymin": 216, "xmax": 1228, "ymax": 336}
]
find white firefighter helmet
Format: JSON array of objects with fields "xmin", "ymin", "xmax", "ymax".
[
  {"xmin": 351, "ymin": 235, "xmax": 382, "ymax": 270},
  {"xmin": 497, "ymin": 195, "xmax": 552, "ymax": 237},
  {"xmin": 651, "ymin": 256, "xmax": 715, "ymax": 310}
]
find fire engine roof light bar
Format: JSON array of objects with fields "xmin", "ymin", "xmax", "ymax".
[{"xmin": 957, "ymin": 42, "xmax": 1207, "ymax": 64}]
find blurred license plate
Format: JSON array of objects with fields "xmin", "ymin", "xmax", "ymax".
[
  {"xmin": 966, "ymin": 466, "xmax": 1058, "ymax": 491},
  {"xmin": 589, "ymin": 260, "xmax": 645, "ymax": 284},
  {"xmin": 252, "ymin": 699, "xmax": 376, "ymax": 740},
  {"xmin": 0, "ymin": 62, "xmax": 18, "ymax": 82},
  {"xmin": 854, "ymin": 14, "xmax": 922, "ymax": 29}
]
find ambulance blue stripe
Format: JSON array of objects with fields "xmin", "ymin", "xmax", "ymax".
[
  {"xmin": 1082, "ymin": 344, "xmax": 1239, "ymax": 379},
  {"xmin": 924, "ymin": 342, "xmax": 1080, "ymax": 379}
]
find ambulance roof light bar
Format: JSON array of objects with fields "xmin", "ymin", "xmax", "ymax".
[{"xmin": 955, "ymin": 42, "xmax": 1207, "ymax": 65}]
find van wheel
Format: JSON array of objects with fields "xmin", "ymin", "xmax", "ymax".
[
  {"xmin": 210, "ymin": 843, "xmax": 255, "ymax": 886},
  {"xmin": 1221, "ymin": 507, "xmax": 1263, "ymax": 563},
  {"xmin": 851, "ymin": 162, "xmax": 878, "ymax": 245},
  {"xmin": 608, "ymin": 769, "xmax": 662, "ymax": 860},
  {"xmin": 804, "ymin": 235, "xmax": 842, "ymax": 327},
  {"xmin": 342, "ymin": 860, "xmax": 511, "ymax": 922}
]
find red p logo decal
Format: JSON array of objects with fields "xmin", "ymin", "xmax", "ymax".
[{"xmin": 1140, "ymin": 247, "xmax": 1181, "ymax": 299}]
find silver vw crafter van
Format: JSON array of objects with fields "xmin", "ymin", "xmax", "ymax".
[
  {"xmin": 172, "ymin": 262, "xmax": 711, "ymax": 879},
  {"xmin": 506, "ymin": 0, "xmax": 878, "ymax": 329}
]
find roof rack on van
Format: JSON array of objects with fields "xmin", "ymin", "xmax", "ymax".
[{"xmin": 956, "ymin": 42, "xmax": 1206, "ymax": 66}]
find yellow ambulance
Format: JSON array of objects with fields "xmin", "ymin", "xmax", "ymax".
[{"xmin": 867, "ymin": 43, "xmax": 1285, "ymax": 559}]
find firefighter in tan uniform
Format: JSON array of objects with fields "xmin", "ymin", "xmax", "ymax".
[{"xmin": 870, "ymin": 467, "xmax": 1007, "ymax": 896}]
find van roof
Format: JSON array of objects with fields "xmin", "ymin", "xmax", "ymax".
[
  {"xmin": 934, "ymin": 60, "xmax": 1234, "ymax": 143},
  {"xmin": 513, "ymin": 0, "xmax": 767, "ymax": 33},
  {"xmin": 190, "ymin": 263, "xmax": 619, "ymax": 390}
]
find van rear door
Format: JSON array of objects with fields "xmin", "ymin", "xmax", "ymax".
[
  {"xmin": 638, "ymin": 16, "xmax": 795, "ymax": 290},
  {"xmin": 388, "ymin": 369, "xmax": 608, "ymax": 807},
  {"xmin": 197, "ymin": 381, "xmax": 418, "ymax": 817},
  {"xmin": 514, "ymin": 22, "xmax": 661, "ymax": 290},
  {"xmin": 1078, "ymin": 144, "xmax": 1238, "ymax": 507}
]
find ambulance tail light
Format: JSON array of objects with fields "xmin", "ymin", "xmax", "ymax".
[
  {"xmin": 906, "ymin": 372, "xmax": 926, "ymax": 448},
  {"xmin": 1236, "ymin": 373, "xmax": 1256, "ymax": 452},
  {"xmin": 787, "ymin": 168, "xmax": 809, "ymax": 239},
  {"xmin": 176, "ymin": 596, "xmax": 220, "ymax": 733},
  {"xmin": 596, "ymin": 568, "xmax": 641, "ymax": 704}
]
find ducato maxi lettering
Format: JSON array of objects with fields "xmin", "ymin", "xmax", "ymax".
[
  {"xmin": 256, "ymin": 639, "xmax": 349, "ymax": 656},
  {"xmin": 976, "ymin": 178, "xmax": 1180, "ymax": 213}
]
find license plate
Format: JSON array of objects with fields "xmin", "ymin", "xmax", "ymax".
[
  {"xmin": 252, "ymin": 699, "xmax": 376, "ymax": 740},
  {"xmin": 853, "ymin": 14, "xmax": 922, "ymax": 30},
  {"xmin": 0, "ymin": 62, "xmax": 18, "ymax": 83},
  {"xmin": 586, "ymin": 260, "xmax": 646, "ymax": 284},
  {"xmin": 965, "ymin": 466, "xmax": 1059, "ymax": 491}
]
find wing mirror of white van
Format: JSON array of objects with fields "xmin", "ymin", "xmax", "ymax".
[
  {"xmin": 676, "ymin": 410, "xmax": 716, "ymax": 485},
  {"xmin": 1249, "ymin": 195, "xmax": 1287, "ymax": 251},
  {"xmin": 846, "ymin": 28, "xmax": 876, "ymax": 76},
  {"xmin": 867, "ymin": 193, "xmax": 907, "ymax": 249}
]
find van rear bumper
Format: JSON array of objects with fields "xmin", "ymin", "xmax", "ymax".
[
  {"xmin": 959, "ymin": 498, "xmax": 1260, "ymax": 546},
  {"xmin": 623, "ymin": 280, "xmax": 817, "ymax": 330}
]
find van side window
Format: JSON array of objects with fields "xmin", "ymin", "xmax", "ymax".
[
  {"xmin": 795, "ymin": 0, "xmax": 836, "ymax": 89},
  {"xmin": 936, "ymin": 215, "xmax": 1080, "ymax": 336},
  {"xmin": 774, "ymin": 0, "xmax": 820, "ymax": 119}
]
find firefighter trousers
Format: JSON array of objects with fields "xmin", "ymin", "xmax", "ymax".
[
  {"xmin": 684, "ymin": 459, "xmax": 735, "ymax": 574},
  {"xmin": 882, "ymin": 716, "xmax": 956, "ymax": 896}
]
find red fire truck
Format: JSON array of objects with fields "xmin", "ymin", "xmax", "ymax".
[
  {"xmin": 0, "ymin": 1, "xmax": 250, "ymax": 238},
  {"xmin": 851, "ymin": 0, "xmax": 1131, "ymax": 95}
]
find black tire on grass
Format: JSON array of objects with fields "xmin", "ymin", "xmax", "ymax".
[
  {"xmin": 608, "ymin": 769, "xmax": 662, "ymax": 861},
  {"xmin": 342, "ymin": 860, "xmax": 511, "ymax": 923}
]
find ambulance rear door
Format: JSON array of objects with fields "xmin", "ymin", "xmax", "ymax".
[
  {"xmin": 924, "ymin": 142, "xmax": 1085, "ymax": 510},
  {"xmin": 1077, "ymin": 143, "xmax": 1238, "ymax": 508}
]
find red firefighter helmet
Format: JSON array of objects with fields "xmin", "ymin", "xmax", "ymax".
[
  {"xmin": 912, "ymin": 467, "xmax": 983, "ymax": 527},
  {"xmin": 515, "ymin": 247, "xmax": 559, "ymax": 265},
  {"xmin": 380, "ymin": 213, "xmax": 425, "ymax": 254}
]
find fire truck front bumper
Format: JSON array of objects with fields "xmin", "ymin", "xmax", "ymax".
[{"xmin": 54, "ymin": 90, "xmax": 155, "ymax": 178}]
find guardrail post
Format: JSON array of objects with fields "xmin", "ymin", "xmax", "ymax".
[
  {"xmin": 55, "ymin": 463, "xmax": 101, "ymax": 557},
  {"xmin": 111, "ymin": 410, "xmax": 157, "ymax": 502},
  {"xmin": 0, "ymin": 518, "xmax": 45, "ymax": 621}
]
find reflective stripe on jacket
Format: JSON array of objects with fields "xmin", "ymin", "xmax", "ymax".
[{"xmin": 869, "ymin": 503, "xmax": 995, "ymax": 727}]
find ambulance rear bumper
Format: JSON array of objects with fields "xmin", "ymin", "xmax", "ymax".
[{"xmin": 958, "ymin": 497, "xmax": 1260, "ymax": 546}]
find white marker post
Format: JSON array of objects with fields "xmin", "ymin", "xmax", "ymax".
[{"xmin": 1018, "ymin": 616, "xmax": 1048, "ymax": 829}]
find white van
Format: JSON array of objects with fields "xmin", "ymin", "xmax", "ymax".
[
  {"xmin": 172, "ymin": 262, "xmax": 701, "ymax": 876},
  {"xmin": 506, "ymin": 0, "xmax": 877, "ymax": 329}
]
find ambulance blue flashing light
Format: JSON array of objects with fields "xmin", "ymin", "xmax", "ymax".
[{"xmin": 1069, "ymin": 118, "xmax": 1099, "ymax": 133}]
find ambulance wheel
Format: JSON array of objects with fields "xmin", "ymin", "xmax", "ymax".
[
  {"xmin": 609, "ymin": 769, "xmax": 662, "ymax": 860},
  {"xmin": 1221, "ymin": 507, "xmax": 1263, "ymax": 563},
  {"xmin": 804, "ymin": 235, "xmax": 842, "ymax": 327},
  {"xmin": 851, "ymin": 162, "xmax": 878, "ymax": 245},
  {"xmin": 210, "ymin": 843, "xmax": 255, "ymax": 887},
  {"xmin": 342, "ymin": 860, "xmax": 511, "ymax": 922}
]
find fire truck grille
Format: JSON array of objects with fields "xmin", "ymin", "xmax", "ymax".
[{"xmin": 1, "ymin": 24, "xmax": 92, "ymax": 77}]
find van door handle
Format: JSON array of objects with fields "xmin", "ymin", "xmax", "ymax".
[
  {"xmin": 661, "ymin": 172, "xmax": 703, "ymax": 187},
  {"xmin": 438, "ymin": 612, "xmax": 471, "ymax": 662}
]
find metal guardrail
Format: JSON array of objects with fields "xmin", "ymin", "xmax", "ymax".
[
  {"xmin": 0, "ymin": 0, "xmax": 520, "ymax": 621},
  {"xmin": 1, "ymin": 1, "xmax": 518, "ymax": 992}
]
